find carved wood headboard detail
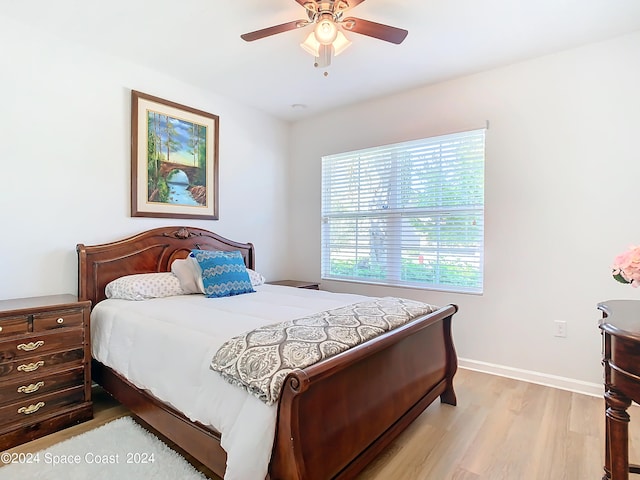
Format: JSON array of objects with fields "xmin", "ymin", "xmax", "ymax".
[{"xmin": 77, "ymin": 226, "xmax": 255, "ymax": 308}]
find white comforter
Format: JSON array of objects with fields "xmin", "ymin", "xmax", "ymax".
[{"xmin": 91, "ymin": 284, "xmax": 369, "ymax": 480}]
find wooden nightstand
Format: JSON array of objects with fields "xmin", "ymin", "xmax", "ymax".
[
  {"xmin": 0, "ymin": 294, "xmax": 92, "ymax": 450},
  {"xmin": 267, "ymin": 280, "xmax": 320, "ymax": 290}
]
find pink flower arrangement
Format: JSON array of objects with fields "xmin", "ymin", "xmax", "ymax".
[{"xmin": 612, "ymin": 245, "xmax": 640, "ymax": 287}]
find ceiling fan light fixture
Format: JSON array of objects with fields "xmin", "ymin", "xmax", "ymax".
[
  {"xmin": 300, "ymin": 31, "xmax": 321, "ymax": 57},
  {"xmin": 314, "ymin": 14, "xmax": 338, "ymax": 45},
  {"xmin": 332, "ymin": 30, "xmax": 351, "ymax": 56}
]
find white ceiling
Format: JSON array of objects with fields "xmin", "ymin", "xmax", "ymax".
[{"xmin": 3, "ymin": 0, "xmax": 640, "ymax": 121}]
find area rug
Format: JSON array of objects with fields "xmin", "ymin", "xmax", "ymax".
[{"xmin": 0, "ymin": 416, "xmax": 208, "ymax": 479}]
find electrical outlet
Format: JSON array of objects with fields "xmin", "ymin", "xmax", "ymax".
[{"xmin": 554, "ymin": 320, "xmax": 567, "ymax": 338}]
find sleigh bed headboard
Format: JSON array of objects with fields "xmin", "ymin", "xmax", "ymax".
[{"xmin": 77, "ymin": 226, "xmax": 255, "ymax": 307}]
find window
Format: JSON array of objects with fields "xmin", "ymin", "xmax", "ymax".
[{"xmin": 321, "ymin": 128, "xmax": 485, "ymax": 294}]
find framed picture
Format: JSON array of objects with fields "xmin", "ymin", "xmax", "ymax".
[{"xmin": 131, "ymin": 90, "xmax": 219, "ymax": 219}]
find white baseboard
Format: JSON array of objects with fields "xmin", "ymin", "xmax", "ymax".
[{"xmin": 458, "ymin": 358, "xmax": 604, "ymax": 398}]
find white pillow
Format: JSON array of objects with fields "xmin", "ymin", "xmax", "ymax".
[
  {"xmin": 171, "ymin": 255, "xmax": 266, "ymax": 291},
  {"xmin": 188, "ymin": 255, "xmax": 205, "ymax": 292},
  {"xmin": 171, "ymin": 258, "xmax": 204, "ymax": 294},
  {"xmin": 105, "ymin": 272, "xmax": 184, "ymax": 301},
  {"xmin": 247, "ymin": 268, "xmax": 266, "ymax": 287}
]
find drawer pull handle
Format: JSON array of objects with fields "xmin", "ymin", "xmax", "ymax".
[
  {"xmin": 17, "ymin": 341, "xmax": 45, "ymax": 352},
  {"xmin": 0, "ymin": 326, "xmax": 3, "ymax": 332},
  {"xmin": 57, "ymin": 318, "xmax": 64, "ymax": 324},
  {"xmin": 17, "ymin": 361, "xmax": 45, "ymax": 373},
  {"xmin": 18, "ymin": 402, "xmax": 45, "ymax": 415},
  {"xmin": 17, "ymin": 381, "xmax": 45, "ymax": 394}
]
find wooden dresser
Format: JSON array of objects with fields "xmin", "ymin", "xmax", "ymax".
[{"xmin": 0, "ymin": 294, "xmax": 92, "ymax": 450}]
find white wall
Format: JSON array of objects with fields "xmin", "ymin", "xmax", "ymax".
[
  {"xmin": 0, "ymin": 14, "xmax": 291, "ymax": 300},
  {"xmin": 289, "ymin": 31, "xmax": 640, "ymax": 390}
]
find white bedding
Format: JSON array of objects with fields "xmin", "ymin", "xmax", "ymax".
[{"xmin": 91, "ymin": 284, "xmax": 370, "ymax": 480}]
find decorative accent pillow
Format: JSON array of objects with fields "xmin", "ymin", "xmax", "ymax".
[
  {"xmin": 247, "ymin": 268, "xmax": 266, "ymax": 287},
  {"xmin": 105, "ymin": 272, "xmax": 184, "ymax": 301},
  {"xmin": 171, "ymin": 258, "xmax": 205, "ymax": 294},
  {"xmin": 191, "ymin": 249, "xmax": 255, "ymax": 298}
]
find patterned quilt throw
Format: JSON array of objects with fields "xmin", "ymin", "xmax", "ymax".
[{"xmin": 210, "ymin": 297, "xmax": 438, "ymax": 405}]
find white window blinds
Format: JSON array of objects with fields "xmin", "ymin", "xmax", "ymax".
[{"xmin": 321, "ymin": 128, "xmax": 485, "ymax": 293}]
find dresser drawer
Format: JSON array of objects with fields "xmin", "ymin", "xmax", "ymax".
[
  {"xmin": 34, "ymin": 309, "xmax": 84, "ymax": 332},
  {"xmin": 0, "ymin": 316, "xmax": 29, "ymax": 338},
  {"xmin": 0, "ymin": 367, "xmax": 84, "ymax": 406},
  {"xmin": 0, "ymin": 347, "xmax": 84, "ymax": 381},
  {"xmin": 0, "ymin": 328, "xmax": 84, "ymax": 364},
  {"xmin": 0, "ymin": 385, "xmax": 85, "ymax": 427}
]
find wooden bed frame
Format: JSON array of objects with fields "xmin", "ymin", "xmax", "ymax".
[{"xmin": 77, "ymin": 226, "xmax": 459, "ymax": 480}]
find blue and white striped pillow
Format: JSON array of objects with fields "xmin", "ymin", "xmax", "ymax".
[{"xmin": 190, "ymin": 250, "xmax": 255, "ymax": 298}]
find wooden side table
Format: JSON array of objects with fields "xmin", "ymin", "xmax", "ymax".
[
  {"xmin": 598, "ymin": 300, "xmax": 640, "ymax": 480},
  {"xmin": 267, "ymin": 280, "xmax": 320, "ymax": 290}
]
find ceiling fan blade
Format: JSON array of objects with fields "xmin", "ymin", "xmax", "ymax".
[
  {"xmin": 241, "ymin": 20, "xmax": 309, "ymax": 42},
  {"xmin": 342, "ymin": 0, "xmax": 366, "ymax": 10},
  {"xmin": 341, "ymin": 17, "xmax": 408, "ymax": 44}
]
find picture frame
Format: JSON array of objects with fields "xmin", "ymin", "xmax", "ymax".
[{"xmin": 131, "ymin": 90, "xmax": 219, "ymax": 219}]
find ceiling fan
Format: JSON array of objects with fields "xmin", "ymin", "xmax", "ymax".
[{"xmin": 240, "ymin": 1, "xmax": 408, "ymax": 70}]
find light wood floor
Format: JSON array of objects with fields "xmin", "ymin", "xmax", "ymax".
[{"xmin": 5, "ymin": 368, "xmax": 640, "ymax": 479}]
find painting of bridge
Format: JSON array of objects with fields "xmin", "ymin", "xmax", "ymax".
[
  {"xmin": 146, "ymin": 112, "xmax": 207, "ymax": 206},
  {"xmin": 131, "ymin": 91, "xmax": 219, "ymax": 220}
]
